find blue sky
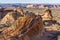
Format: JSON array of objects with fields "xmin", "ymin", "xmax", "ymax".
[{"xmin": 0, "ymin": 0, "xmax": 60, "ymax": 4}]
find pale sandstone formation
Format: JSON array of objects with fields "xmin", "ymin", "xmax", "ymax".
[
  {"xmin": 2, "ymin": 13, "xmax": 44, "ymax": 40},
  {"xmin": 0, "ymin": 8, "xmax": 24, "ymax": 27},
  {"xmin": 0, "ymin": 12, "xmax": 15, "ymax": 25},
  {"xmin": 42, "ymin": 8, "xmax": 53, "ymax": 21}
]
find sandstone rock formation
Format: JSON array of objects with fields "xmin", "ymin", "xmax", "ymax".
[
  {"xmin": 0, "ymin": 8, "xmax": 24, "ymax": 27},
  {"xmin": 2, "ymin": 13, "xmax": 44, "ymax": 40}
]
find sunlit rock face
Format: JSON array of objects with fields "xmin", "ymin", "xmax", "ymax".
[
  {"xmin": 0, "ymin": 8, "xmax": 24, "ymax": 27},
  {"xmin": 0, "ymin": 12, "xmax": 15, "ymax": 27},
  {"xmin": 18, "ymin": 14, "xmax": 44, "ymax": 40},
  {"xmin": 2, "ymin": 12, "xmax": 44, "ymax": 40},
  {"xmin": 42, "ymin": 9, "xmax": 53, "ymax": 21},
  {"xmin": 16, "ymin": 8, "xmax": 24, "ymax": 15}
]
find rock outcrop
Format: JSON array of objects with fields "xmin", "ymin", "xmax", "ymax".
[{"xmin": 2, "ymin": 13, "xmax": 44, "ymax": 40}]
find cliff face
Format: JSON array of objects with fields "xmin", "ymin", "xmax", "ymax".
[
  {"xmin": 0, "ymin": 7, "xmax": 24, "ymax": 28},
  {"xmin": 2, "ymin": 13, "xmax": 44, "ymax": 40},
  {"xmin": 0, "ymin": 12, "xmax": 15, "ymax": 24}
]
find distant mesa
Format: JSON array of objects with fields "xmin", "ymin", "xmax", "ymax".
[
  {"xmin": 0, "ymin": 4, "xmax": 60, "ymax": 8},
  {"xmin": 26, "ymin": 4, "xmax": 60, "ymax": 8},
  {"xmin": 26, "ymin": 5, "xmax": 35, "ymax": 8}
]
